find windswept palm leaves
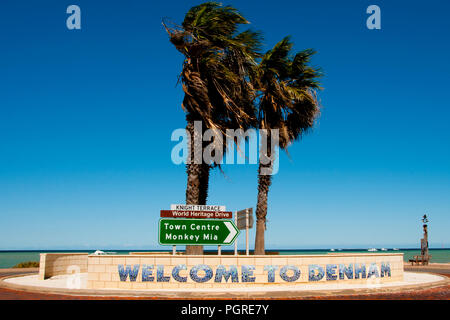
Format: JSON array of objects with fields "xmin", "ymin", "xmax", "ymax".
[
  {"xmin": 165, "ymin": 3, "xmax": 323, "ymax": 255},
  {"xmin": 253, "ymin": 37, "xmax": 322, "ymax": 255},
  {"xmin": 164, "ymin": 2, "xmax": 261, "ymax": 254}
]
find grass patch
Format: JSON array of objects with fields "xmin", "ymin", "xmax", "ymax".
[{"xmin": 12, "ymin": 261, "xmax": 40, "ymax": 268}]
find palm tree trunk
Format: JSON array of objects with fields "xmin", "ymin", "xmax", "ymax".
[
  {"xmin": 254, "ymin": 131, "xmax": 274, "ymax": 255},
  {"xmin": 254, "ymin": 161, "xmax": 273, "ymax": 255},
  {"xmin": 185, "ymin": 120, "xmax": 210, "ymax": 255}
]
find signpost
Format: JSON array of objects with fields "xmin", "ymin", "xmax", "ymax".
[
  {"xmin": 163, "ymin": 204, "xmax": 230, "ymax": 255},
  {"xmin": 235, "ymin": 208, "xmax": 253, "ymax": 256},
  {"xmin": 159, "ymin": 218, "xmax": 239, "ymax": 246},
  {"xmin": 236, "ymin": 208, "xmax": 254, "ymax": 229}
]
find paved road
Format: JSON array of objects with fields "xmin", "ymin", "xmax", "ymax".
[
  {"xmin": 0, "ymin": 269, "xmax": 37, "ymax": 277},
  {"xmin": 404, "ymin": 266, "xmax": 450, "ymax": 275},
  {"xmin": 0, "ymin": 268, "xmax": 448, "ymax": 300}
]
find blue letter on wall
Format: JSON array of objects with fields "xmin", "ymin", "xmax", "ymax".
[
  {"xmin": 380, "ymin": 262, "xmax": 391, "ymax": 277},
  {"xmin": 157, "ymin": 265, "xmax": 170, "ymax": 282},
  {"xmin": 241, "ymin": 265, "xmax": 256, "ymax": 282},
  {"xmin": 172, "ymin": 264, "xmax": 187, "ymax": 282},
  {"xmin": 367, "ymin": 263, "xmax": 380, "ymax": 278},
  {"xmin": 339, "ymin": 264, "xmax": 353, "ymax": 280},
  {"xmin": 141, "ymin": 264, "xmax": 154, "ymax": 282},
  {"xmin": 264, "ymin": 265, "xmax": 279, "ymax": 283},
  {"xmin": 354, "ymin": 263, "xmax": 366, "ymax": 279},
  {"xmin": 118, "ymin": 264, "xmax": 140, "ymax": 282},
  {"xmin": 215, "ymin": 265, "xmax": 239, "ymax": 283},
  {"xmin": 309, "ymin": 265, "xmax": 325, "ymax": 281},
  {"xmin": 326, "ymin": 264, "xmax": 338, "ymax": 281},
  {"xmin": 190, "ymin": 264, "xmax": 214, "ymax": 283},
  {"xmin": 280, "ymin": 265, "xmax": 301, "ymax": 282}
]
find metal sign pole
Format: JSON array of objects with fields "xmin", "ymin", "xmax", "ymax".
[
  {"xmin": 246, "ymin": 208, "xmax": 249, "ymax": 256},
  {"xmin": 218, "ymin": 245, "xmax": 221, "ymax": 255},
  {"xmin": 234, "ymin": 211, "xmax": 238, "ymax": 256},
  {"xmin": 172, "ymin": 245, "xmax": 176, "ymax": 255}
]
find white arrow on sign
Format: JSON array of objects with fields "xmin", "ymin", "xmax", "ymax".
[{"xmin": 223, "ymin": 221, "xmax": 238, "ymax": 244}]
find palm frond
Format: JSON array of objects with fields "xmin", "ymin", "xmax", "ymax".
[{"xmin": 255, "ymin": 38, "xmax": 322, "ymax": 150}]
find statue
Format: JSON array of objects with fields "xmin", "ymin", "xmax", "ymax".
[
  {"xmin": 410, "ymin": 214, "xmax": 432, "ymax": 265},
  {"xmin": 420, "ymin": 214, "xmax": 430, "ymax": 265}
]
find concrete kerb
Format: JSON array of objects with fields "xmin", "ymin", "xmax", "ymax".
[{"xmin": 0, "ymin": 271, "xmax": 448, "ymax": 299}]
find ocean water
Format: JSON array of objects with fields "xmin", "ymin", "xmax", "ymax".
[{"xmin": 0, "ymin": 249, "xmax": 449, "ymax": 268}]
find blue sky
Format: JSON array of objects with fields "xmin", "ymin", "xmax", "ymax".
[{"xmin": 0, "ymin": 0, "xmax": 449, "ymax": 250}]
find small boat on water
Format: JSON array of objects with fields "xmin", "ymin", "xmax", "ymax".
[
  {"xmin": 393, "ymin": 248, "xmax": 399, "ymax": 251},
  {"xmin": 92, "ymin": 250, "xmax": 116, "ymax": 255},
  {"xmin": 368, "ymin": 248, "xmax": 378, "ymax": 252},
  {"xmin": 330, "ymin": 248, "xmax": 335, "ymax": 252},
  {"xmin": 381, "ymin": 248, "xmax": 388, "ymax": 251}
]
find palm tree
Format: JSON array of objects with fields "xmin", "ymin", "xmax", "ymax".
[
  {"xmin": 253, "ymin": 37, "xmax": 322, "ymax": 255},
  {"xmin": 164, "ymin": 2, "xmax": 261, "ymax": 254}
]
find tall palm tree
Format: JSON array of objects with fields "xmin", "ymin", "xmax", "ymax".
[
  {"xmin": 164, "ymin": 2, "xmax": 261, "ymax": 254},
  {"xmin": 253, "ymin": 37, "xmax": 322, "ymax": 255}
]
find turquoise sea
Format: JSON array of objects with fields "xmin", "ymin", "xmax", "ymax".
[{"xmin": 0, "ymin": 249, "xmax": 449, "ymax": 268}]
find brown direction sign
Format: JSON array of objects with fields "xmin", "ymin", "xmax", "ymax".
[
  {"xmin": 236, "ymin": 208, "xmax": 254, "ymax": 230},
  {"xmin": 160, "ymin": 210, "xmax": 232, "ymax": 219}
]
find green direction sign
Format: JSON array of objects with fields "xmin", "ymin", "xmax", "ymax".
[{"xmin": 159, "ymin": 218, "xmax": 240, "ymax": 246}]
